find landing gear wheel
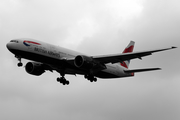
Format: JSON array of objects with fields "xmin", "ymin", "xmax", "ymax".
[
  {"xmin": 17, "ymin": 62, "xmax": 23, "ymax": 67},
  {"xmin": 57, "ymin": 77, "xmax": 60, "ymax": 82},
  {"xmin": 62, "ymin": 80, "xmax": 70, "ymax": 85},
  {"xmin": 90, "ymin": 79, "xmax": 94, "ymax": 82},
  {"xmin": 93, "ymin": 78, "xmax": 97, "ymax": 82},
  {"xmin": 85, "ymin": 75, "xmax": 97, "ymax": 82},
  {"xmin": 57, "ymin": 77, "xmax": 70, "ymax": 85},
  {"xmin": 65, "ymin": 81, "xmax": 69, "ymax": 85}
]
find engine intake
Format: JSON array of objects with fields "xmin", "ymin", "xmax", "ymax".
[
  {"xmin": 74, "ymin": 55, "xmax": 95, "ymax": 69},
  {"xmin": 25, "ymin": 62, "xmax": 45, "ymax": 76}
]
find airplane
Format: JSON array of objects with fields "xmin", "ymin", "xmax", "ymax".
[{"xmin": 6, "ymin": 38, "xmax": 177, "ymax": 85}]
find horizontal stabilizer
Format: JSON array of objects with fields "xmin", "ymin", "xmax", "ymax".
[{"xmin": 124, "ymin": 68, "xmax": 161, "ymax": 73}]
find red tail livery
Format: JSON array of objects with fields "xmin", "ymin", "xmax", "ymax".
[{"xmin": 120, "ymin": 41, "xmax": 135, "ymax": 68}]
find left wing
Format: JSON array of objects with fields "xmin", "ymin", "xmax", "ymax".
[{"xmin": 92, "ymin": 47, "xmax": 177, "ymax": 64}]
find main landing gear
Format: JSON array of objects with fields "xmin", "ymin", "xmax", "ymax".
[
  {"xmin": 57, "ymin": 77, "xmax": 69, "ymax": 85},
  {"xmin": 85, "ymin": 75, "xmax": 97, "ymax": 82},
  {"xmin": 57, "ymin": 72, "xmax": 69, "ymax": 85},
  {"xmin": 15, "ymin": 55, "xmax": 23, "ymax": 67}
]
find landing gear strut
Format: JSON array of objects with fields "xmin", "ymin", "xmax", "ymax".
[
  {"xmin": 15, "ymin": 55, "xmax": 23, "ymax": 67},
  {"xmin": 57, "ymin": 72, "xmax": 69, "ymax": 85},
  {"xmin": 85, "ymin": 75, "xmax": 97, "ymax": 82}
]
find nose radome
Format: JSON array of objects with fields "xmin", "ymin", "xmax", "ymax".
[
  {"xmin": 6, "ymin": 42, "xmax": 14, "ymax": 51},
  {"xmin": 6, "ymin": 42, "xmax": 11, "ymax": 50}
]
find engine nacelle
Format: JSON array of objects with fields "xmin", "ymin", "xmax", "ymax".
[
  {"xmin": 25, "ymin": 62, "xmax": 45, "ymax": 76},
  {"xmin": 74, "ymin": 55, "xmax": 95, "ymax": 69}
]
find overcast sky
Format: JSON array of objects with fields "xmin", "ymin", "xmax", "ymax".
[{"xmin": 0, "ymin": 0, "xmax": 180, "ymax": 120}]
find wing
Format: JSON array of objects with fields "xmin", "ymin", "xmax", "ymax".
[{"xmin": 92, "ymin": 47, "xmax": 177, "ymax": 64}]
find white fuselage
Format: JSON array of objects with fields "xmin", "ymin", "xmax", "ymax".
[{"xmin": 7, "ymin": 39, "xmax": 133, "ymax": 79}]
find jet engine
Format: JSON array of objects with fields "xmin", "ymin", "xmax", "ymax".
[
  {"xmin": 74, "ymin": 55, "xmax": 95, "ymax": 69},
  {"xmin": 25, "ymin": 62, "xmax": 45, "ymax": 76}
]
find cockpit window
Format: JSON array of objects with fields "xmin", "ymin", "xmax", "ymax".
[{"xmin": 10, "ymin": 40, "xmax": 18, "ymax": 43}]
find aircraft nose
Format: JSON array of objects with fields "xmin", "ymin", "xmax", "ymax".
[
  {"xmin": 6, "ymin": 42, "xmax": 14, "ymax": 52},
  {"xmin": 6, "ymin": 42, "xmax": 11, "ymax": 50}
]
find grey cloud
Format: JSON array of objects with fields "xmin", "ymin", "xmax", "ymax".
[{"xmin": 0, "ymin": 0, "xmax": 180, "ymax": 120}]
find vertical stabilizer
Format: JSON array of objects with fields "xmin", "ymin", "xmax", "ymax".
[{"xmin": 120, "ymin": 41, "xmax": 135, "ymax": 68}]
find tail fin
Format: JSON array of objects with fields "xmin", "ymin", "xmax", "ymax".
[{"xmin": 120, "ymin": 41, "xmax": 135, "ymax": 68}]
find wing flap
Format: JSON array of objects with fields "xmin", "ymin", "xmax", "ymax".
[{"xmin": 124, "ymin": 68, "xmax": 161, "ymax": 73}]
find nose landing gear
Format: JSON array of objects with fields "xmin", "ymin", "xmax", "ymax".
[{"xmin": 15, "ymin": 55, "xmax": 23, "ymax": 67}]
